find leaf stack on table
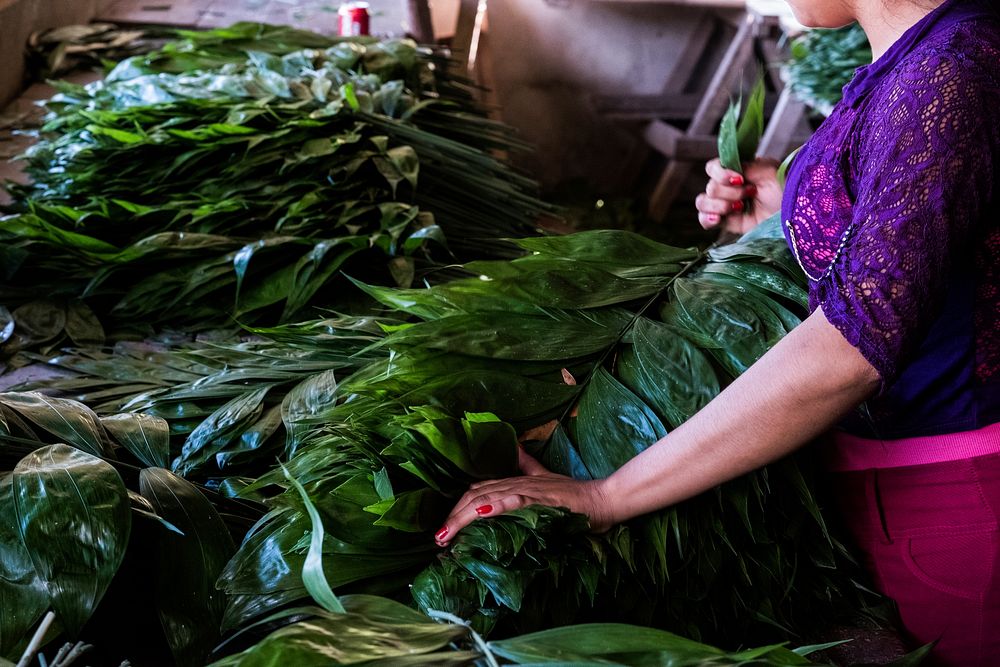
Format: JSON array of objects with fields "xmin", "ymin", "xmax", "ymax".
[
  {"xmin": 0, "ymin": 22, "xmax": 549, "ymax": 358},
  {"xmin": 0, "ymin": 22, "xmax": 904, "ymax": 667}
]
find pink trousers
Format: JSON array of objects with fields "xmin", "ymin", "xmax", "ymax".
[{"xmin": 830, "ymin": 452, "xmax": 1000, "ymax": 665}]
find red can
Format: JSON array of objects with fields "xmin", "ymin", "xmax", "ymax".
[{"xmin": 338, "ymin": 2, "xmax": 371, "ymax": 37}]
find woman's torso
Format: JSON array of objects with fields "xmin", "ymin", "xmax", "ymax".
[{"xmin": 780, "ymin": 0, "xmax": 1000, "ymax": 439}]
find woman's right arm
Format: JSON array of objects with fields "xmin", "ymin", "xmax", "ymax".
[{"xmin": 696, "ymin": 158, "xmax": 782, "ymax": 234}]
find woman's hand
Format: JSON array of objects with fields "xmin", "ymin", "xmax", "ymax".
[
  {"xmin": 696, "ymin": 158, "xmax": 782, "ymax": 235},
  {"xmin": 434, "ymin": 447, "xmax": 616, "ymax": 547}
]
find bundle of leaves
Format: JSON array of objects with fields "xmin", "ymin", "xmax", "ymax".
[
  {"xmin": 26, "ymin": 218, "xmax": 882, "ymax": 650},
  {"xmin": 0, "ymin": 25, "xmax": 549, "ymax": 355},
  {"xmin": 207, "ymin": 597, "xmax": 890, "ymax": 667},
  {"xmin": 786, "ymin": 24, "xmax": 871, "ymax": 116},
  {"xmin": 26, "ymin": 23, "xmax": 168, "ymax": 81},
  {"xmin": 25, "ymin": 315, "xmax": 392, "ymax": 483},
  {"xmin": 0, "ymin": 391, "xmax": 264, "ymax": 665},
  {"xmin": 222, "ymin": 217, "xmax": 880, "ymax": 644},
  {"xmin": 0, "ymin": 399, "xmax": 916, "ymax": 667}
]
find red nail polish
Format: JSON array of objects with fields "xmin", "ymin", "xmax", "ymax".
[
  {"xmin": 731, "ymin": 200, "xmax": 745, "ymax": 212},
  {"xmin": 729, "ymin": 175, "xmax": 744, "ymax": 186},
  {"xmin": 475, "ymin": 505, "xmax": 493, "ymax": 515},
  {"xmin": 435, "ymin": 527, "xmax": 448, "ymax": 540},
  {"xmin": 745, "ymin": 185, "xmax": 757, "ymax": 197}
]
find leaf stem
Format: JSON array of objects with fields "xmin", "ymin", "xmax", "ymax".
[{"xmin": 16, "ymin": 611, "xmax": 56, "ymax": 667}]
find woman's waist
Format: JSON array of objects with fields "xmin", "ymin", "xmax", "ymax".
[{"xmin": 825, "ymin": 420, "xmax": 1000, "ymax": 472}]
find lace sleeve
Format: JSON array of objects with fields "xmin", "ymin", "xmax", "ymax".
[{"xmin": 816, "ymin": 49, "xmax": 995, "ymax": 386}]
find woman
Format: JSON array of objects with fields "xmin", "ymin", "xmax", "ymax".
[{"xmin": 436, "ymin": 0, "xmax": 1000, "ymax": 662}]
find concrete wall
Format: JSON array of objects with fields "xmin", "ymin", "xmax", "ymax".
[
  {"xmin": 483, "ymin": 1, "xmax": 717, "ymax": 191},
  {"xmin": 0, "ymin": 0, "xmax": 113, "ymax": 106}
]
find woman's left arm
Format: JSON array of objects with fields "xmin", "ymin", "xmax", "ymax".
[{"xmin": 436, "ymin": 306, "xmax": 880, "ymax": 544}]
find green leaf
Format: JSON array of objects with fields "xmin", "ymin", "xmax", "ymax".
[
  {"xmin": 281, "ymin": 369, "xmax": 338, "ymax": 458},
  {"xmin": 12, "ymin": 444, "xmax": 131, "ymax": 636},
  {"xmin": 575, "ymin": 368, "xmax": 667, "ymax": 479},
  {"xmin": 0, "ymin": 474, "xmax": 49, "ymax": 660},
  {"xmin": 699, "ymin": 262, "xmax": 808, "ymax": 310},
  {"xmin": 101, "ymin": 412, "xmax": 170, "ymax": 468},
  {"xmin": 282, "ymin": 465, "xmax": 346, "ymax": 614},
  {"xmin": 618, "ymin": 317, "xmax": 718, "ymax": 428},
  {"xmin": 216, "ymin": 405, "xmax": 284, "ymax": 470},
  {"xmin": 0, "ymin": 392, "xmax": 111, "ymax": 458},
  {"xmin": 64, "ymin": 300, "xmax": 105, "ymax": 346},
  {"xmin": 513, "ymin": 230, "xmax": 697, "ymax": 275},
  {"xmin": 207, "ymin": 606, "xmax": 466, "ymax": 667},
  {"xmin": 736, "ymin": 74, "xmax": 766, "ymax": 163},
  {"xmin": 173, "ymin": 385, "xmax": 274, "ymax": 477},
  {"xmin": 777, "ymin": 146, "xmax": 801, "ymax": 188},
  {"xmin": 139, "ymin": 468, "xmax": 236, "ymax": 666},
  {"xmin": 718, "ymin": 99, "xmax": 742, "ymax": 173},
  {"xmin": 381, "ymin": 312, "xmax": 621, "ymax": 361},
  {"xmin": 487, "ymin": 623, "xmax": 722, "ymax": 664}
]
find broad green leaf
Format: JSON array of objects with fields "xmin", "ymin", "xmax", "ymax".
[
  {"xmin": 173, "ymin": 385, "xmax": 274, "ymax": 477},
  {"xmin": 64, "ymin": 300, "xmax": 105, "ymax": 346},
  {"xmin": 206, "ymin": 609, "xmax": 466, "ymax": 667},
  {"xmin": 281, "ymin": 370, "xmax": 338, "ymax": 458},
  {"xmin": 618, "ymin": 317, "xmax": 718, "ymax": 428},
  {"xmin": 513, "ymin": 229, "xmax": 697, "ymax": 272},
  {"xmin": 366, "ymin": 488, "xmax": 449, "ymax": 533},
  {"xmin": 487, "ymin": 623, "xmax": 723, "ymax": 664},
  {"xmin": 216, "ymin": 405, "xmax": 284, "ymax": 470},
  {"xmin": 10, "ymin": 300, "xmax": 65, "ymax": 344},
  {"xmin": 0, "ymin": 474, "xmax": 49, "ymax": 660},
  {"xmin": 140, "ymin": 468, "xmax": 236, "ymax": 666},
  {"xmin": 699, "ymin": 262, "xmax": 808, "ymax": 310},
  {"xmin": 462, "ymin": 259, "xmax": 672, "ymax": 310},
  {"xmin": 536, "ymin": 425, "xmax": 591, "ymax": 480},
  {"xmin": 381, "ymin": 313, "xmax": 621, "ymax": 361},
  {"xmin": 664, "ymin": 277, "xmax": 787, "ymax": 376},
  {"xmin": 0, "ymin": 392, "xmax": 111, "ymax": 458},
  {"xmin": 12, "ymin": 444, "xmax": 130, "ymax": 636},
  {"xmin": 101, "ymin": 412, "xmax": 170, "ymax": 468},
  {"xmin": 574, "ymin": 368, "xmax": 666, "ymax": 479}
]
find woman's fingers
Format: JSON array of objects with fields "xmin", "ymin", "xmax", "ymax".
[
  {"xmin": 705, "ymin": 158, "xmax": 744, "ymax": 186},
  {"xmin": 518, "ymin": 446, "xmax": 549, "ymax": 476},
  {"xmin": 436, "ymin": 482, "xmax": 534, "ymax": 546},
  {"xmin": 705, "ymin": 179, "xmax": 746, "ymax": 201},
  {"xmin": 698, "ymin": 211, "xmax": 722, "ymax": 229},
  {"xmin": 695, "ymin": 193, "xmax": 728, "ymax": 215}
]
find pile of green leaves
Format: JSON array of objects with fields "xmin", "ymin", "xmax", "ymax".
[
  {"xmin": 0, "ymin": 391, "xmax": 263, "ymax": 665},
  {"xmin": 28, "ymin": 219, "xmax": 880, "ymax": 650},
  {"xmin": 26, "ymin": 23, "xmax": 167, "ymax": 81},
  {"xmin": 242, "ymin": 218, "xmax": 874, "ymax": 644},
  {"xmin": 1, "ymin": 24, "xmax": 549, "ymax": 354},
  {"xmin": 23, "ymin": 314, "xmax": 390, "ymax": 482},
  {"xmin": 208, "ymin": 596, "xmax": 880, "ymax": 667},
  {"xmin": 786, "ymin": 24, "xmax": 871, "ymax": 116},
  {"xmin": 1, "ymin": 29, "xmax": 893, "ymax": 664}
]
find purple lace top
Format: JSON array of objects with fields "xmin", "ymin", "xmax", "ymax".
[{"xmin": 780, "ymin": 0, "xmax": 1000, "ymax": 438}]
